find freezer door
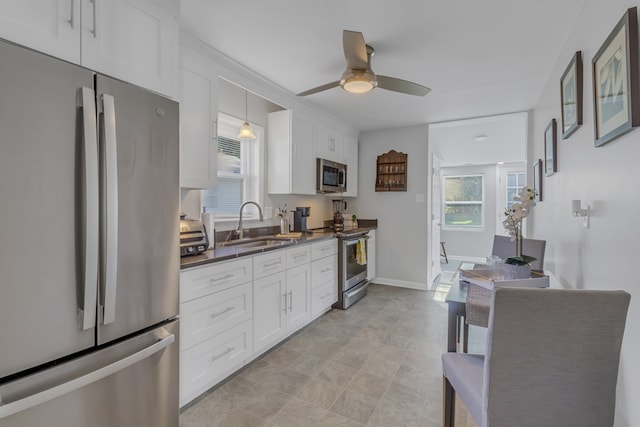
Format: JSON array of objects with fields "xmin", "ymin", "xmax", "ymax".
[
  {"xmin": 95, "ymin": 75, "xmax": 179, "ymax": 344},
  {"xmin": 0, "ymin": 40, "xmax": 96, "ymax": 378},
  {"xmin": 0, "ymin": 321, "xmax": 179, "ymax": 427}
]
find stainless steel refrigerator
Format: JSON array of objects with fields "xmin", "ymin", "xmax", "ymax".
[{"xmin": 0, "ymin": 38, "xmax": 179, "ymax": 426}]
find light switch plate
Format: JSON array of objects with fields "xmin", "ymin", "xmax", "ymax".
[
  {"xmin": 264, "ymin": 206, "xmax": 273, "ymax": 219},
  {"xmin": 416, "ymin": 193, "xmax": 425, "ymax": 203}
]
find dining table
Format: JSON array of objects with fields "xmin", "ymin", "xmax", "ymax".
[{"xmin": 432, "ymin": 263, "xmax": 559, "ymax": 353}]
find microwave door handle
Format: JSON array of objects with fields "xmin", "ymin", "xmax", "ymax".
[
  {"xmin": 339, "ymin": 168, "xmax": 346, "ymax": 188},
  {"xmin": 80, "ymin": 87, "xmax": 99, "ymax": 330},
  {"xmin": 100, "ymin": 94, "xmax": 118, "ymax": 325}
]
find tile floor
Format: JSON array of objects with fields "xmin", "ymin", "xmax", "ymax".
[{"xmin": 179, "ymin": 282, "xmax": 477, "ymax": 427}]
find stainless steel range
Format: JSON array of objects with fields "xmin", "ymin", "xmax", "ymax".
[{"xmin": 333, "ymin": 230, "xmax": 369, "ymax": 309}]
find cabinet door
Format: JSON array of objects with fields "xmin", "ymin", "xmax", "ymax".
[
  {"xmin": 342, "ymin": 135, "xmax": 358, "ymax": 197},
  {"xmin": 291, "ymin": 113, "xmax": 316, "ymax": 195},
  {"xmin": 179, "ymin": 67, "xmax": 217, "ymax": 189},
  {"xmin": 0, "ymin": 0, "xmax": 80, "ymax": 63},
  {"xmin": 180, "ymin": 319, "xmax": 252, "ymax": 407},
  {"xmin": 286, "ymin": 265, "xmax": 311, "ymax": 332},
  {"xmin": 253, "ymin": 272, "xmax": 287, "ymax": 354},
  {"xmin": 81, "ymin": 0, "xmax": 177, "ymax": 97},
  {"xmin": 267, "ymin": 110, "xmax": 315, "ymax": 195},
  {"xmin": 315, "ymin": 123, "xmax": 343, "ymax": 162}
]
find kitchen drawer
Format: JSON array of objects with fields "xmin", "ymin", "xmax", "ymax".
[
  {"xmin": 311, "ymin": 239, "xmax": 337, "ymax": 261},
  {"xmin": 180, "ymin": 282, "xmax": 252, "ymax": 351},
  {"xmin": 180, "ymin": 319, "xmax": 253, "ymax": 407},
  {"xmin": 286, "ymin": 245, "xmax": 311, "ymax": 269},
  {"xmin": 312, "ymin": 279, "xmax": 337, "ymax": 317},
  {"xmin": 311, "ymin": 254, "xmax": 337, "ymax": 287},
  {"xmin": 253, "ymin": 250, "xmax": 287, "ymax": 279},
  {"xmin": 180, "ymin": 258, "xmax": 253, "ymax": 303}
]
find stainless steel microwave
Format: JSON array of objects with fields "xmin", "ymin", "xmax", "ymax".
[{"xmin": 317, "ymin": 158, "xmax": 347, "ymax": 193}]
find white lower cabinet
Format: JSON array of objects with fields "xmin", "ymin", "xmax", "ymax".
[
  {"xmin": 286, "ymin": 264, "xmax": 311, "ymax": 332},
  {"xmin": 310, "ymin": 240, "xmax": 338, "ymax": 320},
  {"xmin": 253, "ymin": 271, "xmax": 287, "ymax": 355},
  {"xmin": 179, "ymin": 237, "xmax": 341, "ymax": 407},
  {"xmin": 179, "ymin": 258, "xmax": 253, "ymax": 407},
  {"xmin": 253, "ymin": 261, "xmax": 311, "ymax": 356},
  {"xmin": 179, "ymin": 319, "xmax": 252, "ymax": 407},
  {"xmin": 180, "ymin": 282, "xmax": 252, "ymax": 351},
  {"xmin": 312, "ymin": 280, "xmax": 337, "ymax": 317}
]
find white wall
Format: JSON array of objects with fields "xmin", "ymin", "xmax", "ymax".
[
  {"xmin": 351, "ymin": 125, "xmax": 429, "ymax": 289},
  {"xmin": 530, "ymin": 2, "xmax": 639, "ymax": 424}
]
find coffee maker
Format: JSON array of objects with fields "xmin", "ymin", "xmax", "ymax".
[
  {"xmin": 293, "ymin": 207, "xmax": 310, "ymax": 232},
  {"xmin": 332, "ymin": 199, "xmax": 347, "ymax": 231}
]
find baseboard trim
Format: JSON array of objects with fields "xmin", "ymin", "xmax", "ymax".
[{"xmin": 372, "ymin": 278, "xmax": 428, "ymax": 290}]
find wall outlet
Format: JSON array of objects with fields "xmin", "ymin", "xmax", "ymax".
[
  {"xmin": 264, "ymin": 206, "xmax": 273, "ymax": 219},
  {"xmin": 416, "ymin": 193, "xmax": 426, "ymax": 203}
]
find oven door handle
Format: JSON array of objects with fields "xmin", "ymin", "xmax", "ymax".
[
  {"xmin": 345, "ymin": 282, "xmax": 368, "ymax": 299},
  {"xmin": 344, "ymin": 236, "xmax": 370, "ymax": 245}
]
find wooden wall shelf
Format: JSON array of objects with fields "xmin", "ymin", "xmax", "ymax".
[{"xmin": 375, "ymin": 150, "xmax": 407, "ymax": 192}]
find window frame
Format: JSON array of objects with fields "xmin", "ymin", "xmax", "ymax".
[
  {"xmin": 202, "ymin": 112, "xmax": 263, "ymax": 222},
  {"xmin": 441, "ymin": 174, "xmax": 485, "ymax": 231}
]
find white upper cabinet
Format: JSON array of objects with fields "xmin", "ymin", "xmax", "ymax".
[
  {"xmin": 0, "ymin": 0, "xmax": 177, "ymax": 98},
  {"xmin": 81, "ymin": 0, "xmax": 178, "ymax": 97},
  {"xmin": 0, "ymin": 0, "xmax": 80, "ymax": 63},
  {"xmin": 315, "ymin": 123, "xmax": 343, "ymax": 163},
  {"xmin": 179, "ymin": 66, "xmax": 218, "ymax": 189},
  {"xmin": 342, "ymin": 134, "xmax": 358, "ymax": 197},
  {"xmin": 267, "ymin": 109, "xmax": 315, "ymax": 195}
]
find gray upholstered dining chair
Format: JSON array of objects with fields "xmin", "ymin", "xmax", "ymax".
[
  {"xmin": 491, "ymin": 234, "xmax": 546, "ymax": 271},
  {"xmin": 462, "ymin": 235, "xmax": 546, "ymax": 352},
  {"xmin": 443, "ymin": 287, "xmax": 631, "ymax": 427}
]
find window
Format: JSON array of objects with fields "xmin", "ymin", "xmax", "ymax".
[
  {"xmin": 443, "ymin": 175, "xmax": 484, "ymax": 229},
  {"xmin": 203, "ymin": 113, "xmax": 262, "ymax": 220},
  {"xmin": 505, "ymin": 171, "xmax": 526, "ymax": 210}
]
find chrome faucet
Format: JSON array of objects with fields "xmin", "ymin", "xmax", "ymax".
[{"xmin": 237, "ymin": 201, "xmax": 264, "ymax": 239}]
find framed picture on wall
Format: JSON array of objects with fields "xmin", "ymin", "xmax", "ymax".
[
  {"xmin": 544, "ymin": 119, "xmax": 557, "ymax": 176},
  {"xmin": 533, "ymin": 159, "xmax": 543, "ymax": 202},
  {"xmin": 560, "ymin": 51, "xmax": 583, "ymax": 139},
  {"xmin": 592, "ymin": 7, "xmax": 640, "ymax": 147}
]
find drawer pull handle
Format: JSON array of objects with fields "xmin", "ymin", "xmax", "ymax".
[
  {"xmin": 292, "ymin": 253, "xmax": 307, "ymax": 259},
  {"xmin": 288, "ymin": 290, "xmax": 293, "ymax": 312},
  {"xmin": 320, "ymin": 268, "xmax": 332, "ymax": 273},
  {"xmin": 210, "ymin": 306, "xmax": 234, "ymax": 319},
  {"xmin": 263, "ymin": 261, "xmax": 281, "ymax": 268},
  {"xmin": 210, "ymin": 274, "xmax": 234, "ymax": 283},
  {"xmin": 211, "ymin": 347, "xmax": 235, "ymax": 362}
]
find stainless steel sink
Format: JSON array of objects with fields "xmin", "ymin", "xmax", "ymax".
[{"xmin": 220, "ymin": 236, "xmax": 296, "ymax": 249}]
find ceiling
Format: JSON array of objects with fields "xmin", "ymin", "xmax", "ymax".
[{"xmin": 180, "ymin": 0, "xmax": 585, "ymax": 133}]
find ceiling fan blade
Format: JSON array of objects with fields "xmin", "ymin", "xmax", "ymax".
[
  {"xmin": 377, "ymin": 75, "xmax": 431, "ymax": 96},
  {"xmin": 296, "ymin": 80, "xmax": 340, "ymax": 96},
  {"xmin": 343, "ymin": 30, "xmax": 369, "ymax": 70}
]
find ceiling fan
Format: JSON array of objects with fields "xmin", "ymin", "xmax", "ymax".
[{"xmin": 297, "ymin": 30, "xmax": 431, "ymax": 97}]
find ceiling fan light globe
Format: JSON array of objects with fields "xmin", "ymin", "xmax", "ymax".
[
  {"xmin": 342, "ymin": 79, "xmax": 375, "ymax": 94},
  {"xmin": 237, "ymin": 121, "xmax": 256, "ymax": 140},
  {"xmin": 340, "ymin": 70, "xmax": 377, "ymax": 94}
]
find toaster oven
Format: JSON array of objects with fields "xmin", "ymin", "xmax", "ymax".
[{"xmin": 179, "ymin": 218, "xmax": 208, "ymax": 256}]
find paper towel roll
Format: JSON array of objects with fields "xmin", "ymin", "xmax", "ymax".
[{"xmin": 201, "ymin": 211, "xmax": 215, "ymax": 249}]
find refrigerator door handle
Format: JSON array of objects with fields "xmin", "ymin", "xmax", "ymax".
[
  {"xmin": 0, "ymin": 332, "xmax": 174, "ymax": 420},
  {"xmin": 100, "ymin": 93, "xmax": 118, "ymax": 325},
  {"xmin": 80, "ymin": 86, "xmax": 99, "ymax": 331}
]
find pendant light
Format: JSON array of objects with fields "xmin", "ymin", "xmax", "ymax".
[{"xmin": 237, "ymin": 90, "xmax": 256, "ymax": 140}]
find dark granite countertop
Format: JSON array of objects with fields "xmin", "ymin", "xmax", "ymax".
[{"xmin": 180, "ymin": 222, "xmax": 377, "ymax": 270}]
